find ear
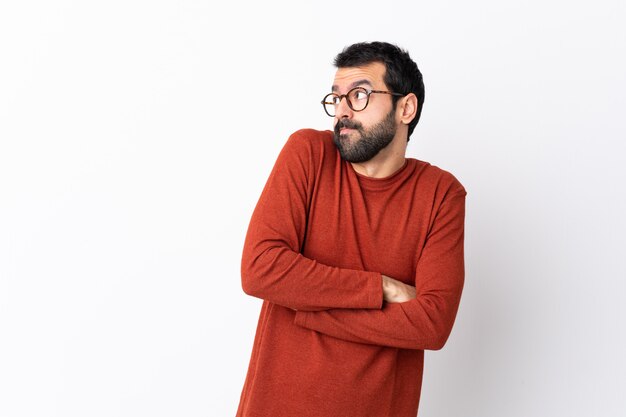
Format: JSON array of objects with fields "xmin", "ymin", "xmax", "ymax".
[{"xmin": 397, "ymin": 93, "xmax": 418, "ymax": 125}]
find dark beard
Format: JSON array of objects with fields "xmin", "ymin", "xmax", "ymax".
[{"xmin": 333, "ymin": 110, "xmax": 396, "ymax": 163}]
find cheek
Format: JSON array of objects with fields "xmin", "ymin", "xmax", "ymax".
[{"xmin": 359, "ymin": 115, "xmax": 375, "ymax": 129}]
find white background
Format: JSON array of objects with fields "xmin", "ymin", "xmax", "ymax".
[{"xmin": 1, "ymin": 1, "xmax": 625, "ymax": 416}]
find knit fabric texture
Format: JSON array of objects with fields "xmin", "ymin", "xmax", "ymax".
[{"xmin": 237, "ymin": 129, "xmax": 466, "ymax": 417}]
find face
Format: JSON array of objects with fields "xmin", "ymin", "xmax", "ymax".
[{"xmin": 331, "ymin": 62, "xmax": 398, "ymax": 163}]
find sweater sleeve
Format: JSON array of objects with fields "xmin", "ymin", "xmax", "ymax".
[
  {"xmin": 241, "ymin": 130, "xmax": 383, "ymax": 312},
  {"xmin": 293, "ymin": 189, "xmax": 466, "ymax": 350}
]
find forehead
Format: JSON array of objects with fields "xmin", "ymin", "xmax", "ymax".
[{"xmin": 332, "ymin": 61, "xmax": 387, "ymax": 92}]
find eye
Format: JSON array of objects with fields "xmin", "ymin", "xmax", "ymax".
[{"xmin": 353, "ymin": 89, "xmax": 368, "ymax": 101}]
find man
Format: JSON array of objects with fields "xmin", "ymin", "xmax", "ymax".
[{"xmin": 237, "ymin": 41, "xmax": 466, "ymax": 417}]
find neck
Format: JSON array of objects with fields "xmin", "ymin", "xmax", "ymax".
[{"xmin": 350, "ymin": 134, "xmax": 408, "ymax": 178}]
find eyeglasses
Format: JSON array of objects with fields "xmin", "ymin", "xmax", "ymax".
[{"xmin": 321, "ymin": 87, "xmax": 405, "ymax": 117}]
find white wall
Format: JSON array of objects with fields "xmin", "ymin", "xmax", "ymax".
[{"xmin": 1, "ymin": 1, "xmax": 625, "ymax": 416}]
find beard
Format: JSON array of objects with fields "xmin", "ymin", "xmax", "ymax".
[{"xmin": 333, "ymin": 109, "xmax": 397, "ymax": 163}]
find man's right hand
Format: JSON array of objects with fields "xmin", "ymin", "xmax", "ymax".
[{"xmin": 382, "ymin": 275, "xmax": 416, "ymax": 303}]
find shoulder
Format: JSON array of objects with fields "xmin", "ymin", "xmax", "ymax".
[
  {"xmin": 278, "ymin": 128, "xmax": 337, "ymax": 164},
  {"xmin": 414, "ymin": 160, "xmax": 467, "ymax": 199},
  {"xmin": 283, "ymin": 128, "xmax": 334, "ymax": 152}
]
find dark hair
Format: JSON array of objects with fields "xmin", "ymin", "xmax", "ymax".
[{"xmin": 334, "ymin": 41, "xmax": 424, "ymax": 140}]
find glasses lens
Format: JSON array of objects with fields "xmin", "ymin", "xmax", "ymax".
[
  {"xmin": 322, "ymin": 94, "xmax": 337, "ymax": 117},
  {"xmin": 348, "ymin": 88, "xmax": 369, "ymax": 111}
]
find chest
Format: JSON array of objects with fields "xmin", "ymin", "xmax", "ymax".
[{"xmin": 301, "ymin": 170, "xmax": 434, "ymax": 284}]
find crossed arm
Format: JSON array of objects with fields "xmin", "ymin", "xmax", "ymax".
[{"xmin": 241, "ymin": 133, "xmax": 465, "ymax": 350}]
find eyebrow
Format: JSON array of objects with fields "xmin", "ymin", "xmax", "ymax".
[{"xmin": 332, "ymin": 79, "xmax": 373, "ymax": 92}]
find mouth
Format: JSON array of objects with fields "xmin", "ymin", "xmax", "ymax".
[{"xmin": 335, "ymin": 122, "xmax": 360, "ymax": 136}]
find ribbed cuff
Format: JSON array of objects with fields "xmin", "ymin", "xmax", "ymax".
[
  {"xmin": 367, "ymin": 272, "xmax": 384, "ymax": 309},
  {"xmin": 293, "ymin": 310, "xmax": 307, "ymax": 327}
]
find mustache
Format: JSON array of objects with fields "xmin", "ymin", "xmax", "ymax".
[{"xmin": 334, "ymin": 119, "xmax": 363, "ymax": 134}]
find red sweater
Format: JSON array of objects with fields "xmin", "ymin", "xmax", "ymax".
[{"xmin": 237, "ymin": 129, "xmax": 466, "ymax": 417}]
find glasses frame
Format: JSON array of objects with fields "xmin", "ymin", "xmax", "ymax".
[{"xmin": 321, "ymin": 87, "xmax": 405, "ymax": 117}]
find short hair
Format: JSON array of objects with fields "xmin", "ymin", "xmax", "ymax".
[{"xmin": 334, "ymin": 41, "xmax": 425, "ymax": 140}]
